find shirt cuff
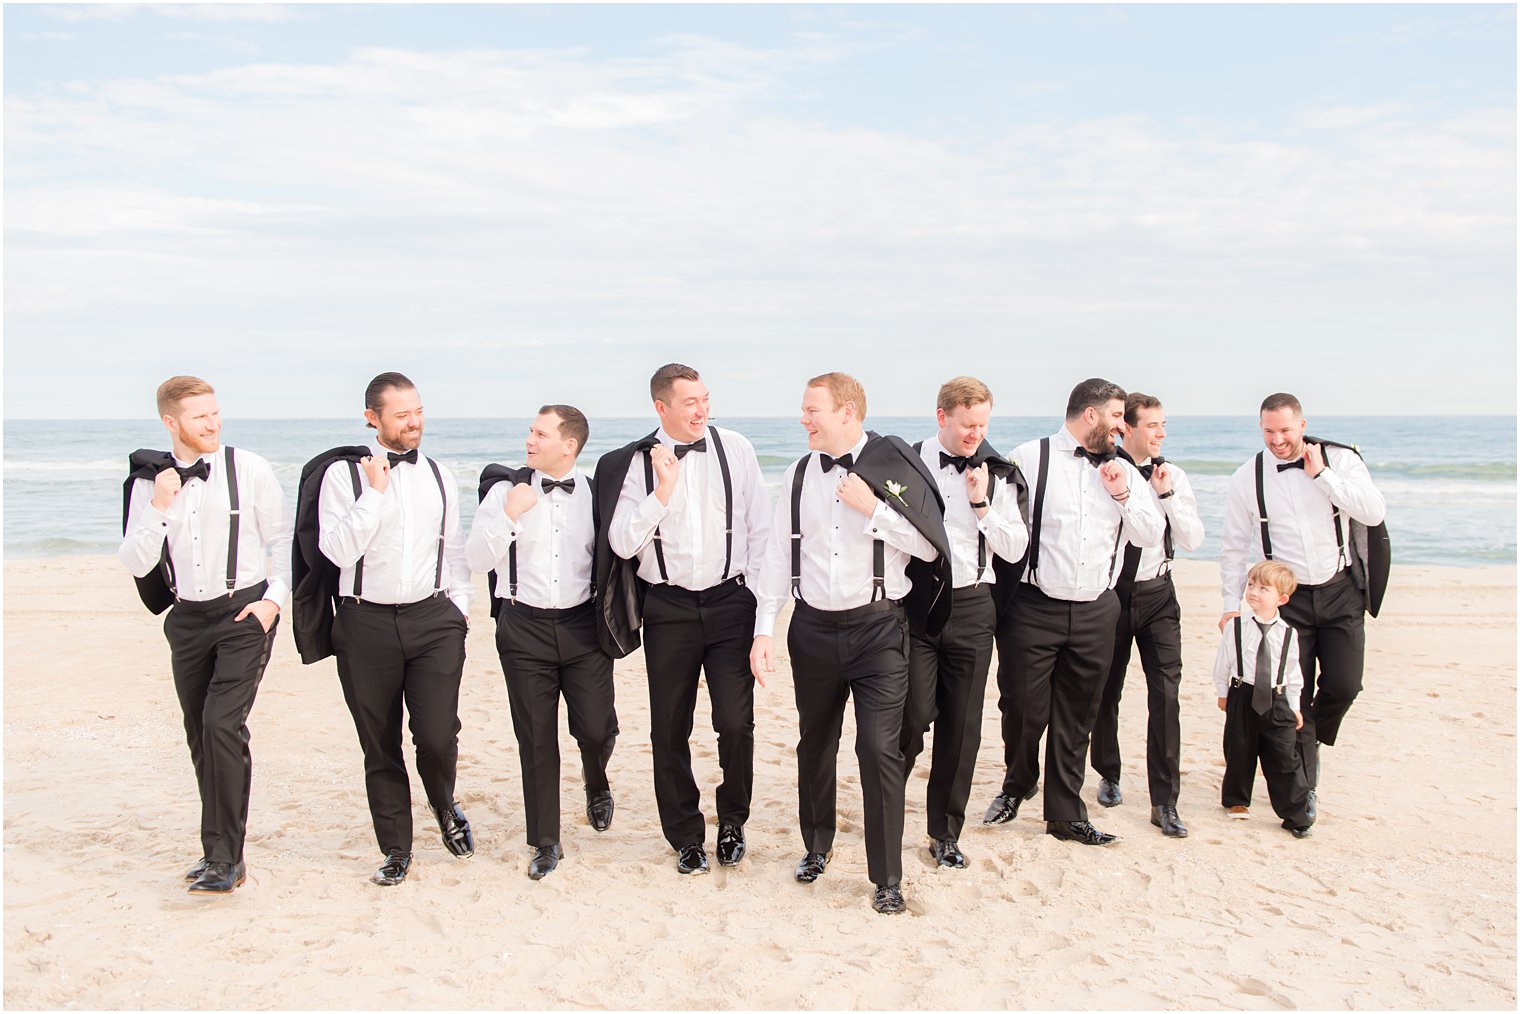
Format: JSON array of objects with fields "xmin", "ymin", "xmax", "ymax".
[
  {"xmin": 862, "ymin": 501, "xmax": 891, "ymax": 538},
  {"xmin": 262, "ymin": 579, "xmax": 291, "ymax": 608},
  {"xmin": 637, "ymin": 492, "xmax": 669, "ymax": 526},
  {"xmin": 356, "ymin": 486, "xmax": 386, "ymax": 509},
  {"xmin": 753, "ymin": 610, "xmax": 778, "ymax": 638}
]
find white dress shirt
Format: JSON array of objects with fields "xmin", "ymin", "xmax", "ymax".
[
  {"xmin": 753, "ymin": 434, "xmax": 939, "ymax": 637},
  {"xmin": 120, "ymin": 448, "xmax": 293, "ymax": 605},
  {"xmin": 466, "ymin": 468, "xmax": 594, "ymax": 610},
  {"xmin": 1211, "ymin": 603, "xmax": 1305, "ymax": 702},
  {"xmin": 918, "ymin": 436, "xmax": 1028, "ymax": 588},
  {"xmin": 1011, "ymin": 427, "xmax": 1164, "ymax": 602},
  {"xmin": 316, "ymin": 442, "xmax": 472, "ymax": 614},
  {"xmin": 607, "ymin": 423, "xmax": 772, "ymax": 592},
  {"xmin": 1219, "ymin": 444, "xmax": 1386, "ymax": 610},
  {"xmin": 1126, "ymin": 457, "xmax": 1205, "ymax": 582}
]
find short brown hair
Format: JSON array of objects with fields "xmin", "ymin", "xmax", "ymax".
[
  {"xmin": 156, "ymin": 376, "xmax": 215, "ymax": 418},
  {"xmin": 1248, "ymin": 560, "xmax": 1298, "ymax": 599},
  {"xmin": 366, "ymin": 372, "xmax": 416, "ymax": 413},
  {"xmin": 1065, "ymin": 378, "xmax": 1127, "ymax": 421},
  {"xmin": 936, "ymin": 376, "xmax": 993, "ymax": 414},
  {"xmin": 807, "ymin": 372, "xmax": 868, "ymax": 421},
  {"xmin": 538, "ymin": 404, "xmax": 589, "ymax": 457},
  {"xmin": 650, "ymin": 363, "xmax": 700, "ymax": 404},
  {"xmin": 1260, "ymin": 392, "xmax": 1302, "ymax": 416},
  {"xmin": 1124, "ymin": 392, "xmax": 1162, "ymax": 428}
]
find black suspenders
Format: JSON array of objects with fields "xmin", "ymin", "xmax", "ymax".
[
  {"xmin": 790, "ymin": 454, "xmax": 883, "ymax": 603},
  {"xmin": 163, "ymin": 448, "xmax": 240, "ymax": 600},
  {"xmin": 1025, "ymin": 437, "xmax": 1051, "ymax": 585},
  {"xmin": 347, "ymin": 455, "xmax": 449, "ymax": 600},
  {"xmin": 1234, "ymin": 616, "xmax": 1294, "ymax": 693},
  {"xmin": 1256, "ymin": 448, "xmax": 1347, "ymax": 571},
  {"xmin": 643, "ymin": 430, "xmax": 735, "ymax": 585}
]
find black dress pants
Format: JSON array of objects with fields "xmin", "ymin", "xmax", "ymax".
[
  {"xmin": 496, "ymin": 600, "xmax": 617, "ymax": 848},
  {"xmin": 1089, "ymin": 574, "xmax": 1184, "ymax": 806},
  {"xmin": 163, "ymin": 582, "xmax": 276, "ymax": 865},
  {"xmin": 1280, "ymin": 569, "xmax": 1365, "ymax": 788},
  {"xmin": 789, "ymin": 600, "xmax": 909, "ymax": 889},
  {"xmin": 1221, "ymin": 680, "xmax": 1312, "ymax": 827},
  {"xmin": 903, "ymin": 584, "xmax": 996, "ymax": 842},
  {"xmin": 997, "ymin": 585, "xmax": 1121, "ymax": 822},
  {"xmin": 641, "ymin": 578, "xmax": 756, "ymax": 849},
  {"xmin": 333, "ymin": 594, "xmax": 467, "ymax": 855}
]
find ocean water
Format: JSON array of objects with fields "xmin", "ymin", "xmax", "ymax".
[{"xmin": 5, "ymin": 416, "xmax": 1514, "ymax": 567}]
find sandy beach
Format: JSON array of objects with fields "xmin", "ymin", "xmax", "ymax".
[{"xmin": 3, "ymin": 556, "xmax": 1514, "ymax": 1010}]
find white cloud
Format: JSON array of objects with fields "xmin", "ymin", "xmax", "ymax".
[
  {"xmin": 43, "ymin": 3, "xmax": 309, "ymax": 24},
  {"xmin": 4, "ymin": 37, "xmax": 1515, "ymax": 415}
]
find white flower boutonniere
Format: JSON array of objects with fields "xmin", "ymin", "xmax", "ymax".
[{"xmin": 883, "ymin": 479, "xmax": 909, "ymax": 507}]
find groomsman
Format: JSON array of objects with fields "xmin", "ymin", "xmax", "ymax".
[
  {"xmin": 1219, "ymin": 392, "xmax": 1386, "ymax": 813},
  {"xmin": 905, "ymin": 377, "xmax": 1028, "ymax": 868},
  {"xmin": 751, "ymin": 372, "xmax": 947, "ymax": 915},
  {"xmin": 467, "ymin": 405, "xmax": 618, "ymax": 880},
  {"xmin": 983, "ymin": 378, "xmax": 1164, "ymax": 845},
  {"xmin": 315, "ymin": 372, "xmax": 475, "ymax": 886},
  {"xmin": 1089, "ymin": 392, "xmax": 1204, "ymax": 837},
  {"xmin": 120, "ymin": 376, "xmax": 292, "ymax": 894},
  {"xmin": 601, "ymin": 364, "xmax": 772, "ymax": 875}
]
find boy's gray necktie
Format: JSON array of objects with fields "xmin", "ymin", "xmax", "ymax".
[{"xmin": 1252, "ymin": 620, "xmax": 1274, "ymax": 715}]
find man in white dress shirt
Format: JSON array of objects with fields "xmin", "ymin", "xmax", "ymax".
[
  {"xmin": 750, "ymin": 372, "xmax": 944, "ymax": 914},
  {"xmin": 467, "ymin": 405, "xmax": 617, "ymax": 880},
  {"xmin": 602, "ymin": 364, "xmax": 772, "ymax": 875},
  {"xmin": 317, "ymin": 372, "xmax": 475, "ymax": 886},
  {"xmin": 1089, "ymin": 392, "xmax": 1204, "ymax": 837},
  {"xmin": 119, "ymin": 375, "xmax": 293, "ymax": 895},
  {"xmin": 983, "ymin": 378, "xmax": 1164, "ymax": 846},
  {"xmin": 1219, "ymin": 392, "xmax": 1387, "ymax": 816},
  {"xmin": 904, "ymin": 376, "xmax": 1028, "ymax": 868}
]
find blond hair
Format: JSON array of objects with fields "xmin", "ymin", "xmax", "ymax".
[
  {"xmin": 806, "ymin": 372, "xmax": 867, "ymax": 421},
  {"xmin": 156, "ymin": 376, "xmax": 215, "ymax": 418},
  {"xmin": 936, "ymin": 376, "xmax": 993, "ymax": 414},
  {"xmin": 1248, "ymin": 560, "xmax": 1299, "ymax": 599}
]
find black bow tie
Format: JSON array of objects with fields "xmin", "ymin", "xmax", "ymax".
[
  {"xmin": 1277, "ymin": 458, "xmax": 1306, "ymax": 472},
  {"xmin": 673, "ymin": 438, "xmax": 707, "ymax": 459},
  {"xmin": 174, "ymin": 460, "xmax": 210, "ymax": 484},
  {"xmin": 387, "ymin": 449, "xmax": 418, "ymax": 466},
  {"xmin": 819, "ymin": 452, "xmax": 854, "ymax": 473},
  {"xmin": 939, "ymin": 452, "xmax": 972, "ymax": 473},
  {"xmin": 1073, "ymin": 446, "xmax": 1114, "ymax": 467},
  {"xmin": 540, "ymin": 477, "xmax": 575, "ymax": 494},
  {"xmin": 1138, "ymin": 456, "xmax": 1166, "ymax": 480}
]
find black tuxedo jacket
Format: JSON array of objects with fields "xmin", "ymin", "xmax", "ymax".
[
  {"xmin": 122, "ymin": 448, "xmax": 178, "ymax": 614},
  {"xmin": 291, "ymin": 445, "xmax": 371, "ymax": 664},
  {"xmin": 590, "ymin": 430, "xmax": 662, "ymax": 658}
]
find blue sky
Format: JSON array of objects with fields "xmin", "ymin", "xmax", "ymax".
[{"xmin": 5, "ymin": 3, "xmax": 1515, "ymax": 418}]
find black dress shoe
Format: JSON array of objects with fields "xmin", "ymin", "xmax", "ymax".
[
  {"xmin": 1305, "ymin": 789, "xmax": 1317, "ymax": 822},
  {"xmin": 872, "ymin": 884, "xmax": 906, "ymax": 915},
  {"xmin": 929, "ymin": 838, "xmax": 966, "ymax": 869},
  {"xmin": 1097, "ymin": 778, "xmax": 1122, "ymax": 807},
  {"xmin": 1150, "ymin": 804, "xmax": 1188, "ymax": 838},
  {"xmin": 676, "ymin": 843, "xmax": 709, "ymax": 876},
  {"xmin": 184, "ymin": 857, "xmax": 209, "ymax": 882},
  {"xmin": 188, "ymin": 860, "xmax": 246, "ymax": 894},
  {"xmin": 371, "ymin": 849, "xmax": 412, "ymax": 886},
  {"xmin": 432, "ymin": 801, "xmax": 474, "ymax": 858},
  {"xmin": 528, "ymin": 843, "xmax": 563, "ymax": 880},
  {"xmin": 1046, "ymin": 820, "xmax": 1119, "ymax": 846},
  {"xmin": 716, "ymin": 822, "xmax": 746, "ymax": 867},
  {"xmin": 1288, "ymin": 824, "xmax": 1313, "ymax": 839},
  {"xmin": 586, "ymin": 790, "xmax": 614, "ymax": 833},
  {"xmin": 795, "ymin": 851, "xmax": 831, "ymax": 883},
  {"xmin": 983, "ymin": 793, "xmax": 1022, "ymax": 825}
]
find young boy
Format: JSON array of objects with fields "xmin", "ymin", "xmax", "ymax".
[{"xmin": 1212, "ymin": 561, "xmax": 1314, "ymax": 838}]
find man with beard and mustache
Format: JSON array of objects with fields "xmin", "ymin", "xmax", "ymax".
[
  {"xmin": 1219, "ymin": 392, "xmax": 1386, "ymax": 819},
  {"xmin": 904, "ymin": 376, "xmax": 1028, "ymax": 869},
  {"xmin": 601, "ymin": 364, "xmax": 772, "ymax": 876},
  {"xmin": 316, "ymin": 372, "xmax": 475, "ymax": 886},
  {"xmin": 119, "ymin": 376, "xmax": 293, "ymax": 895},
  {"xmin": 983, "ymin": 378, "xmax": 1164, "ymax": 846},
  {"xmin": 1089, "ymin": 392, "xmax": 1204, "ymax": 838}
]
